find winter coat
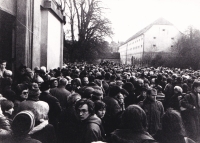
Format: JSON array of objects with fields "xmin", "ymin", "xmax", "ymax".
[
  {"xmin": 31, "ymin": 123, "xmax": 57, "ymax": 143},
  {"xmin": 78, "ymin": 115, "xmax": 104, "ymax": 143},
  {"xmin": 103, "ymin": 96, "xmax": 123, "ymax": 136},
  {"xmin": 111, "ymin": 129, "xmax": 157, "ymax": 143},
  {"xmin": 154, "ymin": 130, "xmax": 196, "ymax": 143},
  {"xmin": 50, "ymin": 87, "xmax": 71, "ymax": 110},
  {"xmin": 140, "ymin": 98, "xmax": 164, "ymax": 135},
  {"xmin": 39, "ymin": 91, "xmax": 62, "ymax": 127},
  {"xmin": 181, "ymin": 91, "xmax": 200, "ymax": 142}
]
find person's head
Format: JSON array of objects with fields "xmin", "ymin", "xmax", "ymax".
[
  {"xmin": 50, "ymin": 77, "xmax": 58, "ymax": 88},
  {"xmin": 121, "ymin": 105, "xmax": 147, "ymax": 131},
  {"xmin": 28, "ymin": 83, "xmax": 41, "ymax": 101},
  {"xmin": 94, "ymin": 100, "xmax": 106, "ymax": 119},
  {"xmin": 40, "ymin": 81, "xmax": 50, "ymax": 92},
  {"xmin": 92, "ymin": 86, "xmax": 104, "ymax": 101},
  {"xmin": 146, "ymin": 88, "xmax": 157, "ymax": 101},
  {"xmin": 1, "ymin": 100, "xmax": 14, "ymax": 116},
  {"xmin": 71, "ymin": 78, "xmax": 81, "ymax": 89},
  {"xmin": 12, "ymin": 110, "xmax": 35, "ymax": 137},
  {"xmin": 67, "ymin": 93, "xmax": 81, "ymax": 107},
  {"xmin": 26, "ymin": 68, "xmax": 34, "ymax": 79},
  {"xmin": 174, "ymin": 86, "xmax": 183, "ymax": 94},
  {"xmin": 16, "ymin": 84, "xmax": 29, "ymax": 100},
  {"xmin": 75, "ymin": 98, "xmax": 95, "ymax": 121},
  {"xmin": 137, "ymin": 79, "xmax": 144, "ymax": 87},
  {"xmin": 0, "ymin": 60, "xmax": 6, "ymax": 70},
  {"xmin": 162, "ymin": 109, "xmax": 185, "ymax": 136},
  {"xmin": 82, "ymin": 77, "xmax": 89, "ymax": 86},
  {"xmin": 59, "ymin": 78, "xmax": 68, "ymax": 87},
  {"xmin": 109, "ymin": 85, "xmax": 121, "ymax": 98},
  {"xmin": 192, "ymin": 80, "xmax": 200, "ymax": 93}
]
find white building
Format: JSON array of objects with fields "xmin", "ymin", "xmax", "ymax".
[{"xmin": 118, "ymin": 18, "xmax": 182, "ymax": 65}]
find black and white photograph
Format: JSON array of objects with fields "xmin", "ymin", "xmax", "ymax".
[{"xmin": 0, "ymin": 0, "xmax": 200, "ymax": 143}]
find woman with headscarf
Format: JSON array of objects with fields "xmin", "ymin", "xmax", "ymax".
[
  {"xmin": 154, "ymin": 109, "xmax": 195, "ymax": 143},
  {"xmin": 110, "ymin": 105, "xmax": 156, "ymax": 143}
]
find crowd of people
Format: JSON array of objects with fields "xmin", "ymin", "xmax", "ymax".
[{"xmin": 0, "ymin": 59, "xmax": 200, "ymax": 143}]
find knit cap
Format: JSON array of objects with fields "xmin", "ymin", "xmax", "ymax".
[{"xmin": 12, "ymin": 110, "xmax": 35, "ymax": 136}]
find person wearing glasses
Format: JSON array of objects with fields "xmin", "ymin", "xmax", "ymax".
[
  {"xmin": 75, "ymin": 98, "xmax": 104, "ymax": 143},
  {"xmin": 13, "ymin": 84, "xmax": 29, "ymax": 115}
]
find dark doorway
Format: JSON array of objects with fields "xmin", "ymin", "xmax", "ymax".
[{"xmin": 0, "ymin": 10, "xmax": 15, "ymax": 70}]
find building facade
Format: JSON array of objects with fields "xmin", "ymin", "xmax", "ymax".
[
  {"xmin": 0, "ymin": 0, "xmax": 65, "ymax": 71},
  {"xmin": 118, "ymin": 18, "xmax": 182, "ymax": 65}
]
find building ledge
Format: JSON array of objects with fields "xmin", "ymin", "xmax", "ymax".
[{"xmin": 41, "ymin": 0, "xmax": 64, "ymax": 22}]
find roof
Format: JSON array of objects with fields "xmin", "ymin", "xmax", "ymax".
[{"xmin": 124, "ymin": 17, "xmax": 173, "ymax": 44}]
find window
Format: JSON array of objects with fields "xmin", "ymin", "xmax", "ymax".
[
  {"xmin": 153, "ymin": 45, "xmax": 156, "ymax": 47},
  {"xmin": 171, "ymin": 37, "xmax": 174, "ymax": 40},
  {"xmin": 141, "ymin": 45, "xmax": 142, "ymax": 47},
  {"xmin": 163, "ymin": 29, "xmax": 165, "ymax": 31},
  {"xmin": 153, "ymin": 37, "xmax": 156, "ymax": 39}
]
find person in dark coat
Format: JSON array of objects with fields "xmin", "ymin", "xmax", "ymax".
[
  {"xmin": 168, "ymin": 86, "xmax": 183, "ymax": 111},
  {"xmin": 50, "ymin": 78, "xmax": 71, "ymax": 110},
  {"xmin": 139, "ymin": 88, "xmax": 164, "ymax": 135},
  {"xmin": 110, "ymin": 105, "xmax": 157, "ymax": 143},
  {"xmin": 102, "ymin": 85, "xmax": 123, "ymax": 138},
  {"xmin": 180, "ymin": 80, "xmax": 200, "ymax": 142},
  {"xmin": 154, "ymin": 109, "xmax": 195, "ymax": 143},
  {"xmin": 39, "ymin": 81, "xmax": 62, "ymax": 128},
  {"xmin": 57, "ymin": 93, "xmax": 81, "ymax": 143},
  {"xmin": 75, "ymin": 98, "xmax": 104, "ymax": 143}
]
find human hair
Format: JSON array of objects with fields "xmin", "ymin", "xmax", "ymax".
[
  {"xmin": 162, "ymin": 109, "xmax": 185, "ymax": 136},
  {"xmin": 75, "ymin": 98, "xmax": 95, "ymax": 115},
  {"xmin": 167, "ymin": 77, "xmax": 172, "ymax": 84},
  {"xmin": 121, "ymin": 105, "xmax": 147, "ymax": 131},
  {"xmin": 192, "ymin": 79, "xmax": 200, "ymax": 90},
  {"xmin": 146, "ymin": 88, "xmax": 157, "ymax": 96},
  {"xmin": 67, "ymin": 93, "xmax": 81, "ymax": 107},
  {"xmin": 1, "ymin": 100, "xmax": 14, "ymax": 114},
  {"xmin": 71, "ymin": 78, "xmax": 81, "ymax": 87},
  {"xmin": 0, "ymin": 59, "xmax": 6, "ymax": 64},
  {"xmin": 94, "ymin": 100, "xmax": 106, "ymax": 114},
  {"xmin": 174, "ymin": 86, "xmax": 183, "ymax": 93},
  {"xmin": 59, "ymin": 78, "xmax": 68, "ymax": 86}
]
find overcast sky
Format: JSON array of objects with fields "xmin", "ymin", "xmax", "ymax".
[{"xmin": 102, "ymin": 0, "xmax": 200, "ymax": 42}]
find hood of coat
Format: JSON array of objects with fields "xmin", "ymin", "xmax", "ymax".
[{"xmin": 84, "ymin": 114, "xmax": 101, "ymax": 126}]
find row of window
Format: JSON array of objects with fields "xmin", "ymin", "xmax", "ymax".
[
  {"xmin": 153, "ymin": 37, "xmax": 174, "ymax": 40},
  {"xmin": 128, "ymin": 37, "xmax": 143, "ymax": 45}
]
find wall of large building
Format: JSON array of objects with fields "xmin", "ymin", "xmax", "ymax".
[
  {"xmin": 144, "ymin": 25, "xmax": 181, "ymax": 53},
  {"xmin": 0, "ymin": 0, "xmax": 65, "ymax": 71},
  {"xmin": 119, "ymin": 24, "xmax": 181, "ymax": 65}
]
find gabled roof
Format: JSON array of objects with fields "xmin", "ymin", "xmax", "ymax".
[{"xmin": 124, "ymin": 17, "xmax": 173, "ymax": 44}]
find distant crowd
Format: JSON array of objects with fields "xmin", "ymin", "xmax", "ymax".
[{"xmin": 0, "ymin": 59, "xmax": 200, "ymax": 143}]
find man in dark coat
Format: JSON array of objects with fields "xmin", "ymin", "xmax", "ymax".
[
  {"xmin": 75, "ymin": 98, "xmax": 104, "ymax": 143},
  {"xmin": 50, "ymin": 78, "xmax": 71, "ymax": 110},
  {"xmin": 139, "ymin": 88, "xmax": 164, "ymax": 135},
  {"xmin": 181, "ymin": 80, "xmax": 200, "ymax": 142},
  {"xmin": 39, "ymin": 81, "xmax": 62, "ymax": 128},
  {"xmin": 102, "ymin": 85, "xmax": 123, "ymax": 138}
]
